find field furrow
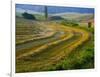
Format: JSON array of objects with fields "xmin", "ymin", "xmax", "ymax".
[{"xmin": 16, "ymin": 23, "xmax": 90, "ymax": 72}]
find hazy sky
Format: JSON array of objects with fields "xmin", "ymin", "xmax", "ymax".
[{"xmin": 16, "ymin": 4, "xmax": 94, "ymax": 14}]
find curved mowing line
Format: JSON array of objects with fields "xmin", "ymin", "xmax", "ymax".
[
  {"xmin": 16, "ymin": 24, "xmax": 90, "ymax": 73},
  {"xmin": 16, "ymin": 31, "xmax": 55, "ymax": 45},
  {"xmin": 16, "ymin": 30, "xmax": 74, "ymax": 59},
  {"xmin": 16, "ymin": 31, "xmax": 58, "ymax": 51},
  {"xmin": 16, "ymin": 21, "xmax": 59, "ymax": 45}
]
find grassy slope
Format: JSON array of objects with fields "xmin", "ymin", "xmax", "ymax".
[
  {"xmin": 47, "ymin": 32, "xmax": 94, "ymax": 70},
  {"xmin": 16, "ymin": 23, "xmax": 91, "ymax": 73},
  {"xmin": 47, "ymin": 24, "xmax": 94, "ymax": 70},
  {"xmin": 16, "ymin": 13, "xmax": 94, "ymax": 72}
]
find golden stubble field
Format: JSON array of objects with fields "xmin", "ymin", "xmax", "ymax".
[{"xmin": 16, "ymin": 17, "xmax": 94, "ymax": 73}]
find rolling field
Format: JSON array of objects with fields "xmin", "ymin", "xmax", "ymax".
[{"xmin": 16, "ymin": 17, "xmax": 94, "ymax": 73}]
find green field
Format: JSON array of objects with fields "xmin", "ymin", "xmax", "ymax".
[{"xmin": 16, "ymin": 15, "xmax": 94, "ymax": 73}]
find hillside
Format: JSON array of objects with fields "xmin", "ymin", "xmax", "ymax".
[{"xmin": 16, "ymin": 18, "xmax": 94, "ymax": 72}]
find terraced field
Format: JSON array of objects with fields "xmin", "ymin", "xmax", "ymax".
[{"xmin": 16, "ymin": 18, "xmax": 91, "ymax": 72}]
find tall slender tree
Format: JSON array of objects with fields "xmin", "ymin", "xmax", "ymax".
[{"xmin": 44, "ymin": 6, "xmax": 48, "ymax": 20}]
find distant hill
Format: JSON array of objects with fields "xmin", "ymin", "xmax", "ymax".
[
  {"xmin": 76, "ymin": 14, "xmax": 94, "ymax": 22},
  {"xmin": 50, "ymin": 13, "xmax": 94, "ymax": 22},
  {"xmin": 48, "ymin": 16, "xmax": 64, "ymax": 20},
  {"xmin": 16, "ymin": 11, "xmax": 94, "ymax": 22},
  {"xmin": 16, "ymin": 12, "xmax": 45, "ymax": 20}
]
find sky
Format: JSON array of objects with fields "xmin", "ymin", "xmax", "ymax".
[{"xmin": 16, "ymin": 4, "xmax": 94, "ymax": 14}]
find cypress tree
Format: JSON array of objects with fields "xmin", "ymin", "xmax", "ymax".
[{"xmin": 44, "ymin": 6, "xmax": 48, "ymax": 20}]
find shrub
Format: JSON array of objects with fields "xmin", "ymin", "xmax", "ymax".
[
  {"xmin": 61, "ymin": 20, "xmax": 79, "ymax": 27},
  {"xmin": 72, "ymin": 23, "xmax": 79, "ymax": 26},
  {"xmin": 22, "ymin": 12, "xmax": 36, "ymax": 20}
]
